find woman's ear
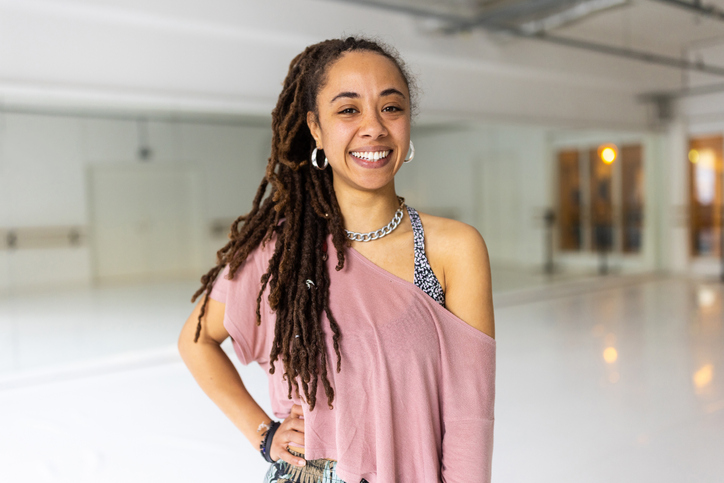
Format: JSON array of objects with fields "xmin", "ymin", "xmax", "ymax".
[{"xmin": 307, "ymin": 111, "xmax": 322, "ymax": 148}]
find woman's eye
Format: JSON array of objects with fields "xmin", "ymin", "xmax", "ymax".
[
  {"xmin": 339, "ymin": 108, "xmax": 357, "ymax": 114},
  {"xmin": 383, "ymin": 106, "xmax": 402, "ymax": 112}
]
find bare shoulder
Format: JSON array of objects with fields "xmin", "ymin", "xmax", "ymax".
[
  {"xmin": 416, "ymin": 212, "xmax": 489, "ymax": 274},
  {"xmin": 418, "ymin": 212, "xmax": 495, "ymax": 340},
  {"xmin": 419, "ymin": 213, "xmax": 485, "ymax": 252}
]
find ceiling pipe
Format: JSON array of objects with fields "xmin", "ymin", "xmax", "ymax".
[
  {"xmin": 440, "ymin": 0, "xmax": 598, "ymax": 33},
  {"xmin": 331, "ymin": 0, "xmax": 724, "ymax": 77},
  {"xmin": 518, "ymin": 0, "xmax": 628, "ymax": 35},
  {"xmin": 647, "ymin": 0, "xmax": 724, "ymax": 21}
]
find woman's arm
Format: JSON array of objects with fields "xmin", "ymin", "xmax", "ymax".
[
  {"xmin": 177, "ymin": 297, "xmax": 307, "ymax": 467},
  {"xmin": 432, "ymin": 220, "xmax": 496, "ymax": 483},
  {"xmin": 442, "ymin": 222, "xmax": 495, "ymax": 340}
]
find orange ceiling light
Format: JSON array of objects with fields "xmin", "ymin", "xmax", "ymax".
[{"xmin": 598, "ymin": 144, "xmax": 618, "ymax": 164}]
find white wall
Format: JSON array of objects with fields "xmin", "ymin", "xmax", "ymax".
[
  {"xmin": 0, "ymin": 110, "xmax": 270, "ymax": 291},
  {"xmin": 401, "ymin": 124, "xmax": 550, "ymax": 267}
]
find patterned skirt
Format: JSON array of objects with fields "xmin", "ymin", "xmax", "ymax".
[{"xmin": 263, "ymin": 448, "xmax": 369, "ymax": 483}]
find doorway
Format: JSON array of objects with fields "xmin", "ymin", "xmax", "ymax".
[{"xmin": 688, "ymin": 136, "xmax": 723, "ymax": 258}]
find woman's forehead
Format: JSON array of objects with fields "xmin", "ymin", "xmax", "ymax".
[{"xmin": 321, "ymin": 51, "xmax": 408, "ymax": 99}]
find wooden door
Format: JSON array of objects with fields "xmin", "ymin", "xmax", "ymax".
[{"xmin": 689, "ymin": 136, "xmax": 723, "ymax": 257}]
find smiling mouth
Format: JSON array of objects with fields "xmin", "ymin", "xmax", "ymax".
[{"xmin": 350, "ymin": 150, "xmax": 392, "ymax": 162}]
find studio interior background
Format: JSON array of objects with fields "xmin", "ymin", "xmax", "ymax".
[{"xmin": 0, "ymin": 0, "xmax": 722, "ymax": 482}]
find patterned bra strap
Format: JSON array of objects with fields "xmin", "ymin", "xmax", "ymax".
[{"xmin": 406, "ymin": 206, "xmax": 446, "ymax": 307}]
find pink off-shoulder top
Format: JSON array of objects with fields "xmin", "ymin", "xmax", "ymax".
[{"xmin": 209, "ymin": 229, "xmax": 496, "ymax": 483}]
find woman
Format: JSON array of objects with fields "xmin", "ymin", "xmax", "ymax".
[{"xmin": 178, "ymin": 37, "xmax": 496, "ymax": 483}]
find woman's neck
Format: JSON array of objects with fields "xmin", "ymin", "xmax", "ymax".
[{"xmin": 334, "ymin": 183, "xmax": 401, "ymax": 235}]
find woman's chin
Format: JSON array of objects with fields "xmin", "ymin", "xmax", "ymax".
[{"xmin": 338, "ymin": 174, "xmax": 397, "ymax": 194}]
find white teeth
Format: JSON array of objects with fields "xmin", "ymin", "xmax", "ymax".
[{"xmin": 351, "ymin": 150, "xmax": 390, "ymax": 161}]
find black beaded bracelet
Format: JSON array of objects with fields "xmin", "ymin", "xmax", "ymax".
[{"xmin": 259, "ymin": 420, "xmax": 281, "ymax": 463}]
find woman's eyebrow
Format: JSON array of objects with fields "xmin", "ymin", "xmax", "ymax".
[
  {"xmin": 330, "ymin": 91, "xmax": 359, "ymax": 103},
  {"xmin": 380, "ymin": 88, "xmax": 405, "ymax": 98},
  {"xmin": 330, "ymin": 88, "xmax": 406, "ymax": 103}
]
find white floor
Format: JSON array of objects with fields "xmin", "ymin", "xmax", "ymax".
[{"xmin": 1, "ymin": 271, "xmax": 723, "ymax": 482}]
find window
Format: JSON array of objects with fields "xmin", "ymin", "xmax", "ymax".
[
  {"xmin": 558, "ymin": 150, "xmax": 582, "ymax": 251},
  {"xmin": 557, "ymin": 144, "xmax": 644, "ymax": 254},
  {"xmin": 589, "ymin": 147, "xmax": 613, "ymax": 251}
]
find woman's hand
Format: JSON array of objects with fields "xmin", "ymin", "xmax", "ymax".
[{"xmin": 270, "ymin": 404, "xmax": 307, "ymax": 467}]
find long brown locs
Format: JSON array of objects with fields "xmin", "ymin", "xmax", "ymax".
[{"xmin": 189, "ymin": 38, "xmax": 415, "ymax": 412}]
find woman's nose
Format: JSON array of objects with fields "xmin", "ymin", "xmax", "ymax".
[{"xmin": 359, "ymin": 111, "xmax": 388, "ymax": 138}]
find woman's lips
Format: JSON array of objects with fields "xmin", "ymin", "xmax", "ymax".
[{"xmin": 349, "ymin": 150, "xmax": 393, "ymax": 169}]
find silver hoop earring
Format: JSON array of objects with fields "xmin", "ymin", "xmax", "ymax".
[
  {"xmin": 404, "ymin": 140, "xmax": 415, "ymax": 163},
  {"xmin": 311, "ymin": 148, "xmax": 328, "ymax": 170}
]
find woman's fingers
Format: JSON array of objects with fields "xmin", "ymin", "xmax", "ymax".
[
  {"xmin": 269, "ymin": 409, "xmax": 306, "ymax": 467},
  {"xmin": 290, "ymin": 416, "xmax": 305, "ymax": 433},
  {"xmin": 271, "ymin": 426, "xmax": 306, "ymax": 466},
  {"xmin": 274, "ymin": 441, "xmax": 307, "ymax": 467},
  {"xmin": 290, "ymin": 405, "xmax": 305, "ymax": 440},
  {"xmin": 283, "ymin": 425, "xmax": 306, "ymax": 448},
  {"xmin": 290, "ymin": 403, "xmax": 304, "ymax": 419}
]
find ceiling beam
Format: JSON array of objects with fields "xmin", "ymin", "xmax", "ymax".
[
  {"xmin": 640, "ymin": 80, "xmax": 724, "ymax": 100},
  {"xmin": 441, "ymin": 0, "xmax": 585, "ymax": 32},
  {"xmin": 331, "ymin": 0, "xmax": 724, "ymax": 77},
  {"xmin": 518, "ymin": 0, "xmax": 628, "ymax": 35}
]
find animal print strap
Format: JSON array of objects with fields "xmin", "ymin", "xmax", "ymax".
[{"xmin": 406, "ymin": 206, "xmax": 445, "ymax": 306}]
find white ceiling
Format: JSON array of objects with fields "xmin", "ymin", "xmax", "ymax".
[
  {"xmin": 555, "ymin": 0, "xmax": 724, "ymax": 58},
  {"xmin": 2, "ymin": 0, "xmax": 724, "ymax": 127}
]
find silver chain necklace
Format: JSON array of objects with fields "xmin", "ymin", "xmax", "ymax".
[{"xmin": 345, "ymin": 197, "xmax": 406, "ymax": 242}]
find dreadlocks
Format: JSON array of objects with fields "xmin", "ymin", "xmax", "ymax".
[{"xmin": 190, "ymin": 36, "xmax": 416, "ymax": 411}]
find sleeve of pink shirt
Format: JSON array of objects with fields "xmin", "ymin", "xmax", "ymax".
[
  {"xmin": 208, "ymin": 242, "xmax": 273, "ymax": 366},
  {"xmin": 439, "ymin": 315, "xmax": 497, "ymax": 483}
]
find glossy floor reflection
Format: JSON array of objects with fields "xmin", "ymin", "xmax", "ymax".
[{"xmin": 1, "ymin": 274, "xmax": 722, "ymax": 482}]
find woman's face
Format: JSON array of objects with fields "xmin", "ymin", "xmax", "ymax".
[{"xmin": 307, "ymin": 51, "xmax": 411, "ymax": 194}]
